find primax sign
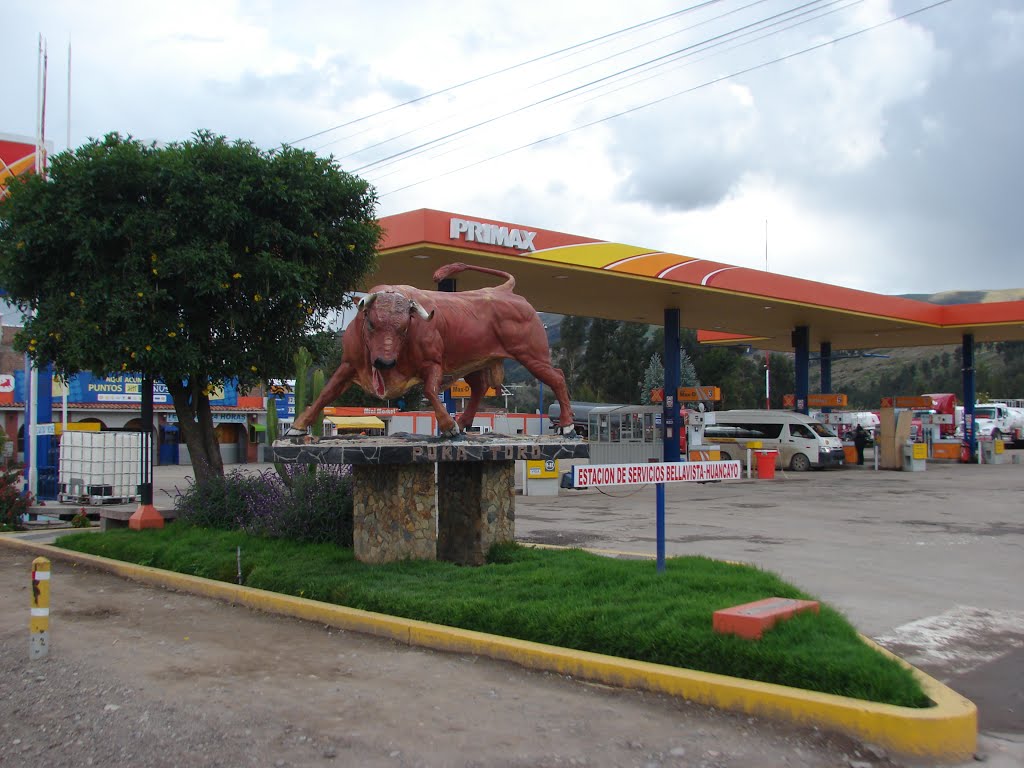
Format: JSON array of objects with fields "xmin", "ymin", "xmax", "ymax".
[{"xmin": 449, "ymin": 218, "xmax": 537, "ymax": 252}]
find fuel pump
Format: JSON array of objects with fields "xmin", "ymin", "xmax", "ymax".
[{"xmin": 679, "ymin": 408, "xmax": 720, "ymax": 460}]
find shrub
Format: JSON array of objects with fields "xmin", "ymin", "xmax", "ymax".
[
  {"xmin": 265, "ymin": 465, "xmax": 353, "ymax": 547},
  {"xmin": 70, "ymin": 507, "xmax": 92, "ymax": 528},
  {"xmin": 0, "ymin": 463, "xmax": 31, "ymax": 531},
  {"xmin": 173, "ymin": 470, "xmax": 249, "ymax": 529},
  {"xmin": 175, "ymin": 465, "xmax": 353, "ymax": 547}
]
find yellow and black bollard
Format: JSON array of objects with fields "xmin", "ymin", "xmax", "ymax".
[{"xmin": 30, "ymin": 556, "xmax": 50, "ymax": 660}]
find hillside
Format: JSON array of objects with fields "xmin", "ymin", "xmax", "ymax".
[{"xmin": 831, "ymin": 290, "xmax": 1021, "ymax": 398}]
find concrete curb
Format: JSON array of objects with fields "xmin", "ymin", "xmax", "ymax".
[{"xmin": 1, "ymin": 535, "xmax": 977, "ymax": 761}]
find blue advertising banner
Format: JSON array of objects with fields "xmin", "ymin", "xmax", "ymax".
[
  {"xmin": 271, "ymin": 393, "xmax": 296, "ymax": 419},
  {"xmin": 13, "ymin": 371, "xmax": 239, "ymax": 406}
]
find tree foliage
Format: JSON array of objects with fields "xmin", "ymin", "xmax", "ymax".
[
  {"xmin": 552, "ymin": 314, "xmax": 588, "ymax": 392},
  {"xmin": 506, "ymin": 316, "xmax": 790, "ymax": 411},
  {"xmin": 0, "ymin": 131, "xmax": 380, "ymax": 480}
]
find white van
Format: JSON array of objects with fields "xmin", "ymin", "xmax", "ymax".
[{"xmin": 704, "ymin": 410, "xmax": 845, "ymax": 471}]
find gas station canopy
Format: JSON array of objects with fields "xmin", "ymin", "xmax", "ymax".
[{"xmin": 370, "ymin": 209, "xmax": 1024, "ymax": 352}]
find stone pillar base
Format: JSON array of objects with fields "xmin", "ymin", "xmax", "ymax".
[
  {"xmin": 272, "ymin": 434, "xmax": 588, "ymax": 566},
  {"xmin": 437, "ymin": 461, "xmax": 514, "ymax": 566},
  {"xmin": 352, "ymin": 464, "xmax": 436, "ymax": 564}
]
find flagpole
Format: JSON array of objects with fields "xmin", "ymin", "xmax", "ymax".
[
  {"xmin": 66, "ymin": 41, "xmax": 72, "ymax": 151},
  {"xmin": 27, "ymin": 36, "xmax": 45, "ymax": 500},
  {"xmin": 62, "ymin": 40, "xmax": 71, "ymax": 434}
]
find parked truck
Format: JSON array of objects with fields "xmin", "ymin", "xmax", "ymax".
[{"xmin": 972, "ymin": 403, "xmax": 1024, "ymax": 446}]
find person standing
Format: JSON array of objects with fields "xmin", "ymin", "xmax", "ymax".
[{"xmin": 853, "ymin": 425, "xmax": 869, "ymax": 466}]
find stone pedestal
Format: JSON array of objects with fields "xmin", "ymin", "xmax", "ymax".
[
  {"xmin": 273, "ymin": 434, "xmax": 588, "ymax": 566},
  {"xmin": 353, "ymin": 464, "xmax": 437, "ymax": 564},
  {"xmin": 437, "ymin": 461, "xmax": 514, "ymax": 566}
]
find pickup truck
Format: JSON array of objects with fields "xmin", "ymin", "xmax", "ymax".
[{"xmin": 972, "ymin": 403, "xmax": 1024, "ymax": 446}]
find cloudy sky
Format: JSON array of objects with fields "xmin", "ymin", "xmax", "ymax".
[{"xmin": 5, "ymin": 0, "xmax": 1023, "ymax": 297}]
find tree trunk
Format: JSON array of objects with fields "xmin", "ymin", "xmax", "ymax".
[{"xmin": 167, "ymin": 380, "xmax": 225, "ymax": 482}]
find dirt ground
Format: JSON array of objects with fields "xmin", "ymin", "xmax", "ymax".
[{"xmin": 2, "ymin": 547, "xmax": 906, "ymax": 768}]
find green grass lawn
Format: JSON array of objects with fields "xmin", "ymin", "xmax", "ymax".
[{"xmin": 56, "ymin": 525, "xmax": 930, "ymax": 708}]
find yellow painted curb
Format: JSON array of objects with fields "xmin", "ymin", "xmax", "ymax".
[{"xmin": 0, "ymin": 536, "xmax": 977, "ymax": 761}]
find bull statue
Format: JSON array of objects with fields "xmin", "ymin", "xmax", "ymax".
[{"xmin": 286, "ymin": 263, "xmax": 575, "ymax": 438}]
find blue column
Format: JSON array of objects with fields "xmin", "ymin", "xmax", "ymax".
[
  {"xmin": 663, "ymin": 309, "xmax": 681, "ymax": 462},
  {"xmin": 792, "ymin": 326, "xmax": 809, "ymax": 414},
  {"xmin": 436, "ymin": 277, "xmax": 457, "ymax": 427},
  {"xmin": 34, "ymin": 365, "xmax": 55, "ymax": 500},
  {"xmin": 962, "ymin": 333, "xmax": 976, "ymax": 461},
  {"xmin": 819, "ymin": 342, "xmax": 832, "ymax": 414},
  {"xmin": 22, "ymin": 355, "xmax": 31, "ymax": 490}
]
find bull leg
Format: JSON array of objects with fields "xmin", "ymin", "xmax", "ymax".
[
  {"xmin": 285, "ymin": 361, "xmax": 356, "ymax": 436},
  {"xmin": 520, "ymin": 359, "xmax": 576, "ymax": 436},
  {"xmin": 422, "ymin": 365, "xmax": 459, "ymax": 437},
  {"xmin": 456, "ymin": 370, "xmax": 488, "ymax": 430}
]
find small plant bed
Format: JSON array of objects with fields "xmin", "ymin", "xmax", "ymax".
[{"xmin": 55, "ymin": 526, "xmax": 930, "ymax": 708}]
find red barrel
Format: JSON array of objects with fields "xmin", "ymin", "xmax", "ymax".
[{"xmin": 755, "ymin": 450, "xmax": 777, "ymax": 480}]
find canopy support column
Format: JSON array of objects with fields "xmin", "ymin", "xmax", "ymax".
[
  {"xmin": 793, "ymin": 326, "xmax": 809, "ymax": 415},
  {"xmin": 663, "ymin": 309, "xmax": 681, "ymax": 463},
  {"xmin": 962, "ymin": 333, "xmax": 976, "ymax": 462},
  {"xmin": 820, "ymin": 342, "xmax": 832, "ymax": 414}
]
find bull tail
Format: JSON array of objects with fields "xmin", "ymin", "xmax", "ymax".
[{"xmin": 432, "ymin": 262, "xmax": 515, "ymax": 291}]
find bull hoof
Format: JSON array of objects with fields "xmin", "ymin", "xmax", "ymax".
[
  {"xmin": 284, "ymin": 427, "xmax": 306, "ymax": 438},
  {"xmin": 441, "ymin": 424, "xmax": 462, "ymax": 438},
  {"xmin": 559, "ymin": 425, "xmax": 578, "ymax": 438}
]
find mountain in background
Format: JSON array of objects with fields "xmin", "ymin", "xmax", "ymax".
[{"xmin": 899, "ymin": 288, "xmax": 1024, "ymax": 305}]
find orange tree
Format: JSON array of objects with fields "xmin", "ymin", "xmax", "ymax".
[{"xmin": 0, "ymin": 131, "xmax": 379, "ymax": 482}]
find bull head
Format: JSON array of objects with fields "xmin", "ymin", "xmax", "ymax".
[{"xmin": 358, "ymin": 291, "xmax": 433, "ymax": 397}]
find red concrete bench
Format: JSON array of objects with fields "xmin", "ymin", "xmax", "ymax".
[{"xmin": 713, "ymin": 597, "xmax": 819, "ymax": 640}]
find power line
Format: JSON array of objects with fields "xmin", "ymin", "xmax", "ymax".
[
  {"xmin": 530, "ymin": 0, "xmax": 772, "ymax": 89},
  {"xmin": 332, "ymin": 1, "xmax": 773, "ymax": 164},
  {"xmin": 356, "ymin": 0, "xmax": 841, "ymax": 176},
  {"xmin": 364, "ymin": 0, "xmax": 865, "ymax": 185},
  {"xmin": 287, "ymin": 0, "xmax": 726, "ymax": 147},
  {"xmin": 377, "ymin": 0, "xmax": 954, "ymax": 198},
  {"xmin": 569, "ymin": 0, "xmax": 866, "ymax": 111}
]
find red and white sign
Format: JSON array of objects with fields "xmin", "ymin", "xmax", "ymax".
[
  {"xmin": 0, "ymin": 374, "xmax": 13, "ymax": 393},
  {"xmin": 572, "ymin": 460, "xmax": 741, "ymax": 488},
  {"xmin": 323, "ymin": 406, "xmax": 399, "ymax": 417}
]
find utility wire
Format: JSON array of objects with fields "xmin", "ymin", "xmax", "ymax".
[
  {"xmin": 377, "ymin": 0, "xmax": 954, "ymax": 197},
  {"xmin": 332, "ymin": 0, "xmax": 773, "ymax": 163},
  {"xmin": 355, "ymin": 0, "xmax": 837, "ymax": 175},
  {"xmin": 366, "ymin": 0, "xmax": 867, "ymax": 186},
  {"xmin": 568, "ymin": 0, "xmax": 865, "ymax": 111},
  {"xmin": 287, "ymin": 0, "xmax": 726, "ymax": 147},
  {"xmin": 531, "ymin": 0, "xmax": 772, "ymax": 89}
]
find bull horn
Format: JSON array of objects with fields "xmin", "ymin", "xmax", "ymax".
[
  {"xmin": 358, "ymin": 293, "xmax": 378, "ymax": 312},
  {"xmin": 409, "ymin": 299, "xmax": 433, "ymax": 320}
]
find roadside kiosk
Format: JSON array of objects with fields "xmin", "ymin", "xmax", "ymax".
[{"xmin": 587, "ymin": 405, "xmax": 721, "ymax": 465}]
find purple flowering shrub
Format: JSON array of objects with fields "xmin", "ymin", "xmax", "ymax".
[
  {"xmin": 174, "ymin": 465, "xmax": 353, "ymax": 547},
  {"xmin": 0, "ymin": 462, "xmax": 31, "ymax": 531}
]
